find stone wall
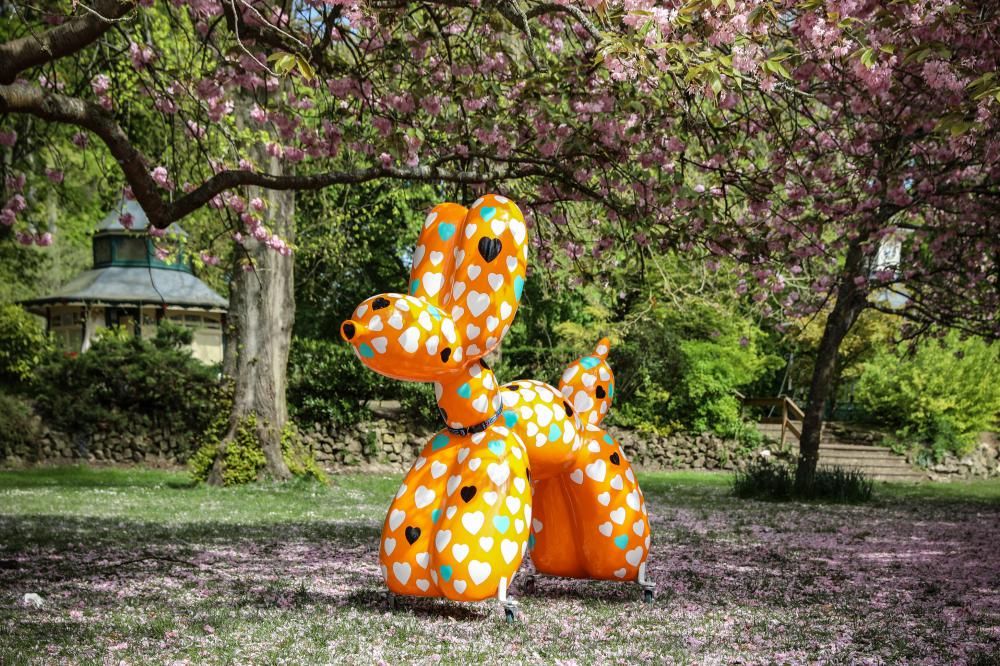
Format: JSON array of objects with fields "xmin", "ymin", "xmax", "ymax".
[
  {"xmin": 4, "ymin": 409, "xmax": 995, "ymax": 479},
  {"xmin": 1, "ymin": 416, "xmax": 198, "ymax": 467},
  {"xmin": 917, "ymin": 433, "xmax": 1000, "ymax": 480},
  {"xmin": 3, "ymin": 411, "xmax": 770, "ymax": 472},
  {"xmin": 300, "ymin": 419, "xmax": 779, "ymax": 472}
]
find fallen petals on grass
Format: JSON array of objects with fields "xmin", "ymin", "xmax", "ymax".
[{"xmin": 0, "ymin": 469, "xmax": 997, "ymax": 664}]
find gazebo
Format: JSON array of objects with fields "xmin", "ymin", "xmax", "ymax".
[{"xmin": 20, "ymin": 199, "xmax": 228, "ymax": 364}]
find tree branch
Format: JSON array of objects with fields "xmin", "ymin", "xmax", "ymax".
[
  {"xmin": 0, "ymin": 81, "xmax": 552, "ymax": 228},
  {"xmin": 0, "ymin": 0, "xmax": 135, "ymax": 84}
]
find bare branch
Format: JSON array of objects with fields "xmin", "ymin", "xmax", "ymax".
[{"xmin": 0, "ymin": 0, "xmax": 135, "ymax": 84}]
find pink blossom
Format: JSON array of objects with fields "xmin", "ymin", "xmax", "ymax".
[
  {"xmin": 250, "ymin": 106, "xmax": 268, "ymax": 123},
  {"xmin": 0, "ymin": 130, "xmax": 17, "ymax": 147},
  {"xmin": 6, "ymin": 173, "xmax": 26, "ymax": 192},
  {"xmin": 128, "ymin": 42, "xmax": 156, "ymax": 70},
  {"xmin": 150, "ymin": 166, "xmax": 171, "ymax": 189},
  {"xmin": 91, "ymin": 74, "xmax": 111, "ymax": 95},
  {"xmin": 45, "ymin": 169, "xmax": 64, "ymax": 184},
  {"xmin": 7, "ymin": 194, "xmax": 27, "ymax": 213}
]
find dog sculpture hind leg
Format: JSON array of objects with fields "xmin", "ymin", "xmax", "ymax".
[
  {"xmin": 341, "ymin": 195, "xmax": 534, "ymax": 602},
  {"xmin": 528, "ymin": 338, "xmax": 651, "ymax": 582}
]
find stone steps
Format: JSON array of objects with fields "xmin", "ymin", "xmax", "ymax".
[{"xmin": 757, "ymin": 423, "xmax": 927, "ymax": 482}]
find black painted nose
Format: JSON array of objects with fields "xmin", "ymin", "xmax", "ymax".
[{"xmin": 341, "ymin": 320, "xmax": 356, "ymax": 340}]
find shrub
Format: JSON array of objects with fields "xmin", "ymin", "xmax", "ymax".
[
  {"xmin": 33, "ymin": 322, "xmax": 228, "ymax": 446},
  {"xmin": 0, "ymin": 304, "xmax": 53, "ymax": 388},
  {"xmin": 287, "ymin": 337, "xmax": 388, "ymax": 427},
  {"xmin": 855, "ymin": 332, "xmax": 1000, "ymax": 460},
  {"xmin": 610, "ymin": 299, "xmax": 782, "ymax": 436},
  {"xmin": 188, "ymin": 415, "xmax": 326, "ymax": 485},
  {"xmin": 733, "ymin": 459, "xmax": 874, "ymax": 502},
  {"xmin": 0, "ymin": 390, "xmax": 41, "ymax": 457}
]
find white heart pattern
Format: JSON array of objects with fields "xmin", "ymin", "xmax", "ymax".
[
  {"xmin": 461, "ymin": 511, "xmax": 485, "ymax": 535},
  {"xmin": 468, "ymin": 560, "xmax": 491, "ymax": 585},
  {"xmin": 487, "ymin": 462, "xmax": 511, "ymax": 486},
  {"xmin": 392, "ymin": 561, "xmax": 411, "ymax": 584},
  {"xmin": 414, "ymin": 485, "xmax": 435, "ymax": 509},
  {"xmin": 466, "ymin": 291, "xmax": 491, "ymax": 317},
  {"xmin": 422, "ymin": 272, "xmax": 444, "ymax": 296}
]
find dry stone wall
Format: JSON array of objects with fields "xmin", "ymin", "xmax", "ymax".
[{"xmin": 3, "ymin": 411, "xmax": 996, "ymax": 479}]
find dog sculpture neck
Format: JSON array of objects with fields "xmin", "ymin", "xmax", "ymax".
[{"xmin": 434, "ymin": 359, "xmax": 502, "ymax": 432}]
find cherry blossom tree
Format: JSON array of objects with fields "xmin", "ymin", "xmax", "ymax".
[
  {"xmin": 1, "ymin": 0, "xmax": 772, "ymax": 481},
  {"xmin": 664, "ymin": 0, "xmax": 1000, "ymax": 487},
  {"xmin": 2, "ymin": 0, "xmax": 995, "ymax": 488}
]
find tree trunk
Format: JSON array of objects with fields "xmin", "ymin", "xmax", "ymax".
[
  {"xmin": 209, "ymin": 147, "xmax": 295, "ymax": 485},
  {"xmin": 796, "ymin": 241, "xmax": 869, "ymax": 491}
]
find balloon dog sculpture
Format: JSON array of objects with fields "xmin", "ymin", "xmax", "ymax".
[{"xmin": 340, "ymin": 195, "xmax": 653, "ymax": 620}]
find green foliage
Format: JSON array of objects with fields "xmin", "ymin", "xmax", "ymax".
[
  {"xmin": 397, "ymin": 382, "xmax": 438, "ymax": 429},
  {"xmin": 855, "ymin": 332, "xmax": 1000, "ymax": 460},
  {"xmin": 189, "ymin": 414, "xmax": 266, "ymax": 486},
  {"xmin": 287, "ymin": 336, "xmax": 388, "ymax": 426},
  {"xmin": 294, "ymin": 182, "xmax": 437, "ymax": 340},
  {"xmin": 611, "ymin": 298, "xmax": 782, "ymax": 436},
  {"xmin": 0, "ymin": 390, "xmax": 40, "ymax": 456},
  {"xmin": 733, "ymin": 459, "xmax": 874, "ymax": 502},
  {"xmin": 189, "ymin": 415, "xmax": 327, "ymax": 486},
  {"xmin": 32, "ymin": 328, "xmax": 227, "ymax": 445},
  {"xmin": 281, "ymin": 423, "xmax": 328, "ymax": 483},
  {"xmin": 0, "ymin": 304, "xmax": 53, "ymax": 388}
]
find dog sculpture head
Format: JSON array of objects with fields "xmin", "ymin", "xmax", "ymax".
[
  {"xmin": 340, "ymin": 195, "xmax": 528, "ymax": 384},
  {"xmin": 559, "ymin": 337, "xmax": 615, "ymax": 425}
]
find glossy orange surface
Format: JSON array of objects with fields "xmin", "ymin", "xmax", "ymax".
[{"xmin": 341, "ymin": 194, "xmax": 650, "ymax": 601}]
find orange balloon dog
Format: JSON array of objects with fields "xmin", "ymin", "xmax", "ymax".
[{"xmin": 340, "ymin": 195, "xmax": 651, "ymax": 609}]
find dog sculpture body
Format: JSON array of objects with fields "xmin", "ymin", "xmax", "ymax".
[{"xmin": 340, "ymin": 194, "xmax": 650, "ymax": 602}]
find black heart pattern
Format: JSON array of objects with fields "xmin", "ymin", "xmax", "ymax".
[
  {"xmin": 596, "ymin": 385, "xmax": 606, "ymax": 399},
  {"xmin": 372, "ymin": 296, "xmax": 391, "ymax": 310},
  {"xmin": 404, "ymin": 526, "xmax": 420, "ymax": 544},
  {"xmin": 460, "ymin": 485, "xmax": 477, "ymax": 503},
  {"xmin": 440, "ymin": 348, "xmax": 451, "ymax": 362},
  {"xmin": 477, "ymin": 236, "xmax": 502, "ymax": 263},
  {"xmin": 609, "ymin": 452, "xmax": 621, "ymax": 466},
  {"xmin": 563, "ymin": 401, "xmax": 574, "ymax": 417}
]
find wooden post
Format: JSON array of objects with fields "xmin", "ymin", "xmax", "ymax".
[{"xmin": 780, "ymin": 398, "xmax": 787, "ymax": 449}]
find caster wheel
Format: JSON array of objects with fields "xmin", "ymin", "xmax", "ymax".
[
  {"xmin": 643, "ymin": 588, "xmax": 654, "ymax": 604},
  {"xmin": 504, "ymin": 607, "xmax": 517, "ymax": 624}
]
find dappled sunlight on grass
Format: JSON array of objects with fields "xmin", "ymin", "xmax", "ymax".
[{"xmin": 1, "ymin": 467, "xmax": 998, "ymax": 663}]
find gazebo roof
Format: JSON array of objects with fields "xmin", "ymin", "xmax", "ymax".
[
  {"xmin": 96, "ymin": 199, "xmax": 187, "ymax": 237},
  {"xmin": 21, "ymin": 266, "xmax": 229, "ymax": 311}
]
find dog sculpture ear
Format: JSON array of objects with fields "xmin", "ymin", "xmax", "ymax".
[
  {"xmin": 438, "ymin": 194, "xmax": 528, "ymax": 362},
  {"xmin": 408, "ymin": 202, "xmax": 469, "ymax": 306}
]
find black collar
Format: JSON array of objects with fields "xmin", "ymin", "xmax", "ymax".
[{"xmin": 445, "ymin": 405, "xmax": 503, "ymax": 437}]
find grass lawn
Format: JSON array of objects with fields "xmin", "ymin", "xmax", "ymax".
[{"xmin": 1, "ymin": 466, "xmax": 998, "ymax": 665}]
